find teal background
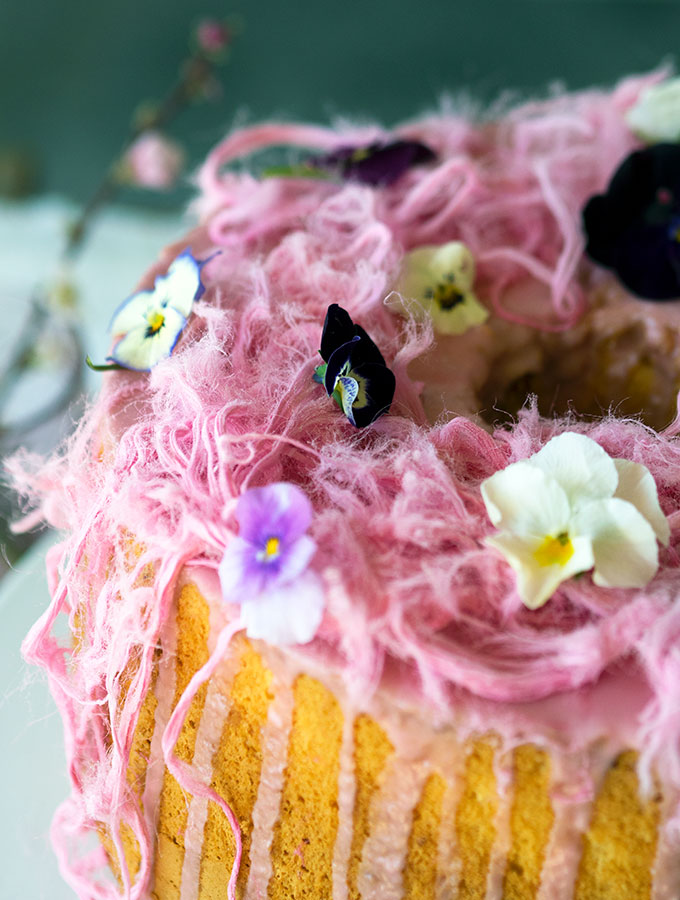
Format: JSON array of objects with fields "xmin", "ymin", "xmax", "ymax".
[{"xmin": 0, "ymin": 0, "xmax": 679, "ymax": 204}]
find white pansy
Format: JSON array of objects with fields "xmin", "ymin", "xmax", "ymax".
[
  {"xmin": 391, "ymin": 241, "xmax": 489, "ymax": 335},
  {"xmin": 481, "ymin": 432, "xmax": 669, "ymax": 609},
  {"xmin": 625, "ymin": 79, "xmax": 680, "ymax": 143},
  {"xmin": 108, "ymin": 248, "xmax": 205, "ymax": 371}
]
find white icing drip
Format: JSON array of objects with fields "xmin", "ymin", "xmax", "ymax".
[
  {"xmin": 535, "ymin": 750, "xmax": 598, "ymax": 900},
  {"xmin": 331, "ymin": 708, "xmax": 357, "ymax": 900},
  {"xmin": 244, "ymin": 667, "xmax": 295, "ymax": 900},
  {"xmin": 141, "ymin": 597, "xmax": 179, "ymax": 852},
  {"xmin": 485, "ymin": 748, "xmax": 514, "ymax": 900},
  {"xmin": 434, "ymin": 767, "xmax": 465, "ymax": 900},
  {"xmin": 652, "ymin": 791, "xmax": 680, "ymax": 900},
  {"xmin": 355, "ymin": 756, "xmax": 429, "ymax": 900},
  {"xmin": 178, "ymin": 580, "xmax": 243, "ymax": 900},
  {"xmin": 179, "ymin": 681, "xmax": 230, "ymax": 900}
]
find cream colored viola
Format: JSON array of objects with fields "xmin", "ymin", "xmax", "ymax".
[
  {"xmin": 392, "ymin": 241, "xmax": 489, "ymax": 335},
  {"xmin": 108, "ymin": 248, "xmax": 205, "ymax": 371},
  {"xmin": 481, "ymin": 432, "xmax": 669, "ymax": 609},
  {"xmin": 625, "ymin": 78, "xmax": 680, "ymax": 143}
]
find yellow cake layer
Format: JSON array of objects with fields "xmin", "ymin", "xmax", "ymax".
[{"xmin": 102, "ymin": 585, "xmax": 664, "ymax": 899}]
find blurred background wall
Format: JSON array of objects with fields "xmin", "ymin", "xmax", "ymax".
[{"xmin": 1, "ymin": 0, "xmax": 678, "ymax": 205}]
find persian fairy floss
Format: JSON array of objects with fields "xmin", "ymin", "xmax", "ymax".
[{"xmin": 481, "ymin": 432, "xmax": 669, "ymax": 609}]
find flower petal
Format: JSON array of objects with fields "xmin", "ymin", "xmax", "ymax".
[
  {"xmin": 311, "ymin": 140, "xmax": 435, "ymax": 186},
  {"xmin": 219, "ymin": 536, "xmax": 267, "ymax": 599},
  {"xmin": 158, "ymin": 248, "xmax": 205, "ymax": 316},
  {"xmin": 428, "ymin": 290, "xmax": 489, "ymax": 336},
  {"xmin": 320, "ymin": 304, "xmax": 357, "ymax": 363},
  {"xmin": 613, "ymin": 458, "xmax": 670, "ymax": 546},
  {"xmin": 109, "ymin": 289, "xmax": 156, "ymax": 335},
  {"xmin": 486, "ymin": 531, "xmax": 594, "ymax": 609},
  {"xmin": 428, "ymin": 242, "xmax": 477, "ymax": 288},
  {"xmin": 324, "ymin": 337, "xmax": 359, "ymax": 395},
  {"xmin": 626, "ymin": 79, "xmax": 680, "ymax": 144},
  {"xmin": 572, "ymin": 497, "xmax": 660, "ymax": 589},
  {"xmin": 344, "ymin": 361, "xmax": 396, "ymax": 427},
  {"xmin": 612, "ymin": 221, "xmax": 680, "ymax": 301},
  {"xmin": 397, "ymin": 242, "xmax": 476, "ymax": 299},
  {"xmin": 336, "ymin": 376, "xmax": 360, "ymax": 420},
  {"xmin": 108, "ymin": 307, "xmax": 186, "ymax": 371},
  {"xmin": 275, "ymin": 535, "xmax": 317, "ymax": 585},
  {"xmin": 582, "ymin": 144, "xmax": 680, "ymax": 301},
  {"xmin": 240, "ymin": 571, "xmax": 325, "ymax": 644},
  {"xmin": 529, "ymin": 433, "xmax": 618, "ymax": 507},
  {"xmin": 481, "ymin": 462, "xmax": 571, "ymax": 536},
  {"xmin": 236, "ymin": 483, "xmax": 313, "ymax": 547}
]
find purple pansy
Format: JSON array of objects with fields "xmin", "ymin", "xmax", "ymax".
[
  {"xmin": 309, "ymin": 139, "xmax": 436, "ymax": 186},
  {"xmin": 219, "ymin": 483, "xmax": 325, "ymax": 645}
]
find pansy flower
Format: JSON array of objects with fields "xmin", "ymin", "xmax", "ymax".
[
  {"xmin": 313, "ymin": 304, "xmax": 396, "ymax": 427},
  {"xmin": 391, "ymin": 241, "xmax": 489, "ymax": 335},
  {"xmin": 106, "ymin": 248, "xmax": 207, "ymax": 371},
  {"xmin": 219, "ymin": 482, "xmax": 325, "ymax": 644},
  {"xmin": 582, "ymin": 144, "xmax": 680, "ymax": 300},
  {"xmin": 308, "ymin": 139, "xmax": 436, "ymax": 186},
  {"xmin": 481, "ymin": 432, "xmax": 669, "ymax": 609},
  {"xmin": 625, "ymin": 78, "xmax": 680, "ymax": 144}
]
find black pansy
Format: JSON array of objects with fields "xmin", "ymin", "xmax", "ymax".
[
  {"xmin": 309, "ymin": 139, "xmax": 436, "ymax": 186},
  {"xmin": 313, "ymin": 304, "xmax": 396, "ymax": 427},
  {"xmin": 583, "ymin": 143, "xmax": 680, "ymax": 301}
]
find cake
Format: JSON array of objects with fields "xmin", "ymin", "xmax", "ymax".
[{"xmin": 12, "ymin": 71, "xmax": 680, "ymax": 900}]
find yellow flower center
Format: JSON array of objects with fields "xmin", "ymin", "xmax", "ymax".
[
  {"xmin": 264, "ymin": 536, "xmax": 280, "ymax": 560},
  {"xmin": 146, "ymin": 311, "xmax": 166, "ymax": 336},
  {"xmin": 425, "ymin": 274, "xmax": 465, "ymax": 310},
  {"xmin": 350, "ymin": 147, "xmax": 371, "ymax": 163},
  {"xmin": 533, "ymin": 532, "xmax": 574, "ymax": 568}
]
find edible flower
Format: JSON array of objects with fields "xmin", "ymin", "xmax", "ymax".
[
  {"xmin": 582, "ymin": 144, "xmax": 680, "ymax": 300},
  {"xmin": 308, "ymin": 139, "xmax": 436, "ymax": 186},
  {"xmin": 106, "ymin": 248, "xmax": 206, "ymax": 371},
  {"xmin": 625, "ymin": 78, "xmax": 680, "ymax": 144},
  {"xmin": 219, "ymin": 483, "xmax": 325, "ymax": 644},
  {"xmin": 392, "ymin": 241, "xmax": 489, "ymax": 334},
  {"xmin": 481, "ymin": 432, "xmax": 669, "ymax": 609},
  {"xmin": 313, "ymin": 303, "xmax": 396, "ymax": 427}
]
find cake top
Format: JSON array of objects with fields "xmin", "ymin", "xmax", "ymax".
[{"xmin": 11, "ymin": 70, "xmax": 680, "ymax": 820}]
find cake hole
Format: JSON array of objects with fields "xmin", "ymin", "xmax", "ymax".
[
  {"xmin": 477, "ymin": 319, "xmax": 680, "ymax": 431},
  {"xmin": 408, "ymin": 282, "xmax": 680, "ymax": 431}
]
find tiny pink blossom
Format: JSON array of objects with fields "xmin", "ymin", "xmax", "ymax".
[
  {"xmin": 196, "ymin": 19, "xmax": 232, "ymax": 56},
  {"xmin": 124, "ymin": 132, "xmax": 185, "ymax": 191}
]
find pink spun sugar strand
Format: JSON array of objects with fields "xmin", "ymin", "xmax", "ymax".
[{"xmin": 8, "ymin": 70, "xmax": 680, "ymax": 897}]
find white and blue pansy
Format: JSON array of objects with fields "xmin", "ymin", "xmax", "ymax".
[
  {"xmin": 313, "ymin": 304, "xmax": 396, "ymax": 428},
  {"xmin": 107, "ymin": 248, "xmax": 208, "ymax": 371}
]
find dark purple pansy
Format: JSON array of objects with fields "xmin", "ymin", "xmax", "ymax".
[
  {"xmin": 308, "ymin": 139, "xmax": 436, "ymax": 186},
  {"xmin": 583, "ymin": 143, "xmax": 680, "ymax": 301},
  {"xmin": 313, "ymin": 303, "xmax": 395, "ymax": 427}
]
